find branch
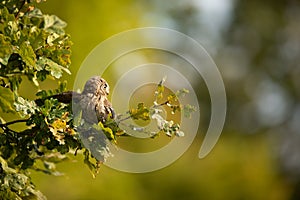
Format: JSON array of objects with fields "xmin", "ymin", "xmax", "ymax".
[
  {"xmin": 114, "ymin": 100, "xmax": 170, "ymax": 123},
  {"xmin": 15, "ymin": 0, "xmax": 26, "ymax": 18},
  {"xmin": 3, "ymin": 119, "xmax": 27, "ymax": 126},
  {"xmin": 35, "ymin": 91, "xmax": 81, "ymax": 106},
  {"xmin": 0, "ymin": 119, "xmax": 28, "ymax": 129}
]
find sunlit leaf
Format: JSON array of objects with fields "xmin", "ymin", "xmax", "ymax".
[
  {"xmin": 129, "ymin": 102, "xmax": 150, "ymax": 120},
  {"xmin": 37, "ymin": 57, "xmax": 71, "ymax": 79},
  {"xmin": 0, "ymin": 86, "xmax": 15, "ymax": 113},
  {"xmin": 14, "ymin": 96, "xmax": 37, "ymax": 117},
  {"xmin": 0, "ymin": 34, "xmax": 13, "ymax": 65},
  {"xmin": 28, "ymin": 28, "xmax": 47, "ymax": 50},
  {"xmin": 18, "ymin": 42, "xmax": 36, "ymax": 68},
  {"xmin": 94, "ymin": 122, "xmax": 116, "ymax": 142},
  {"xmin": 154, "ymin": 77, "xmax": 166, "ymax": 101},
  {"xmin": 43, "ymin": 14, "xmax": 67, "ymax": 34}
]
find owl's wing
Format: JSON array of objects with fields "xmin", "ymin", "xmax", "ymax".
[{"xmin": 78, "ymin": 93, "xmax": 99, "ymax": 124}]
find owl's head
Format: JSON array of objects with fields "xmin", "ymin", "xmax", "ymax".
[{"xmin": 83, "ymin": 76, "xmax": 110, "ymax": 96}]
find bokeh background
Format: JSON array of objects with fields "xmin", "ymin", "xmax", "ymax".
[{"xmin": 29, "ymin": 0, "xmax": 300, "ymax": 199}]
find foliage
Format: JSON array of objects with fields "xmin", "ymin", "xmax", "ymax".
[
  {"xmin": 0, "ymin": 0, "xmax": 72, "ymax": 199},
  {"xmin": 0, "ymin": 0, "xmax": 195, "ymax": 199},
  {"xmin": 118, "ymin": 77, "xmax": 196, "ymax": 138}
]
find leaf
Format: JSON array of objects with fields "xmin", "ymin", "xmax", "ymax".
[
  {"xmin": 167, "ymin": 93, "xmax": 177, "ymax": 102},
  {"xmin": 14, "ymin": 96, "xmax": 37, "ymax": 117},
  {"xmin": 153, "ymin": 77, "xmax": 166, "ymax": 102},
  {"xmin": 54, "ymin": 46, "xmax": 72, "ymax": 67},
  {"xmin": 103, "ymin": 116, "xmax": 125, "ymax": 136},
  {"xmin": 46, "ymin": 32, "xmax": 60, "ymax": 45},
  {"xmin": 176, "ymin": 88, "xmax": 189, "ymax": 98},
  {"xmin": 83, "ymin": 149, "xmax": 100, "ymax": 178},
  {"xmin": 27, "ymin": 8, "xmax": 44, "ymax": 18},
  {"xmin": 182, "ymin": 104, "xmax": 196, "ymax": 118},
  {"xmin": 18, "ymin": 42, "xmax": 36, "ymax": 68},
  {"xmin": 28, "ymin": 28, "xmax": 47, "ymax": 50},
  {"xmin": 0, "ymin": 7, "xmax": 15, "ymax": 23},
  {"xmin": 129, "ymin": 102, "xmax": 150, "ymax": 120},
  {"xmin": 49, "ymin": 119, "xmax": 67, "ymax": 145},
  {"xmin": 0, "ymin": 34, "xmax": 13, "ymax": 65},
  {"xmin": 36, "ymin": 57, "xmax": 71, "ymax": 78},
  {"xmin": 8, "ymin": 75, "xmax": 22, "ymax": 91},
  {"xmin": 43, "ymin": 14, "xmax": 67, "ymax": 34},
  {"xmin": 94, "ymin": 122, "xmax": 116, "ymax": 142},
  {"xmin": 176, "ymin": 131, "xmax": 185, "ymax": 137},
  {"xmin": 151, "ymin": 113, "xmax": 165, "ymax": 130},
  {"xmin": 0, "ymin": 86, "xmax": 15, "ymax": 113}
]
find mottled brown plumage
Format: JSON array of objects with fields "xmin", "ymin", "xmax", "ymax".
[{"xmin": 79, "ymin": 76, "xmax": 115, "ymax": 124}]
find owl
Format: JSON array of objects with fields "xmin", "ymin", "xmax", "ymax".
[{"xmin": 79, "ymin": 76, "xmax": 115, "ymax": 124}]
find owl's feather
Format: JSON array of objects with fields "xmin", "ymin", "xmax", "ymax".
[{"xmin": 79, "ymin": 76, "xmax": 114, "ymax": 124}]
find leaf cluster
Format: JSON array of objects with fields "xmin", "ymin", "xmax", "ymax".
[
  {"xmin": 0, "ymin": 0, "xmax": 72, "ymax": 92},
  {"xmin": 0, "ymin": 1, "xmax": 196, "ymax": 199},
  {"xmin": 0, "ymin": 0, "xmax": 73, "ymax": 199},
  {"xmin": 116, "ymin": 78, "xmax": 196, "ymax": 138}
]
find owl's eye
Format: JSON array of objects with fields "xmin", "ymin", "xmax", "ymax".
[{"xmin": 103, "ymin": 83, "xmax": 108, "ymax": 89}]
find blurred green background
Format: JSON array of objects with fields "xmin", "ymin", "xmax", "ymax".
[{"xmin": 29, "ymin": 0, "xmax": 300, "ymax": 199}]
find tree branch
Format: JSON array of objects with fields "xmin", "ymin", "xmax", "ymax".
[
  {"xmin": 35, "ymin": 91, "xmax": 81, "ymax": 106},
  {"xmin": 15, "ymin": 0, "xmax": 26, "ymax": 18},
  {"xmin": 0, "ymin": 119, "xmax": 28, "ymax": 128}
]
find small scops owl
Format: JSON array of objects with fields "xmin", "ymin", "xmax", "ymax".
[{"xmin": 79, "ymin": 76, "xmax": 115, "ymax": 124}]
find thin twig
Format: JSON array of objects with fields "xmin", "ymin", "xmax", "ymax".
[
  {"xmin": 116, "ymin": 115, "xmax": 131, "ymax": 123},
  {"xmin": 114, "ymin": 100, "xmax": 170, "ymax": 123},
  {"xmin": 152, "ymin": 100, "xmax": 170, "ymax": 108},
  {"xmin": 119, "ymin": 121, "xmax": 157, "ymax": 138},
  {"xmin": 15, "ymin": 0, "xmax": 26, "ymax": 19}
]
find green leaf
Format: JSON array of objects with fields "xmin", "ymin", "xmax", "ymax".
[
  {"xmin": 0, "ymin": 34, "xmax": 13, "ymax": 65},
  {"xmin": 6, "ymin": 75, "xmax": 22, "ymax": 91},
  {"xmin": 0, "ymin": 7, "xmax": 15, "ymax": 23},
  {"xmin": 46, "ymin": 32, "xmax": 60, "ymax": 45},
  {"xmin": 43, "ymin": 14, "xmax": 67, "ymax": 34},
  {"xmin": 14, "ymin": 96, "xmax": 37, "ymax": 117},
  {"xmin": 155, "ymin": 78, "xmax": 166, "ymax": 101},
  {"xmin": 94, "ymin": 122, "xmax": 116, "ymax": 142},
  {"xmin": 0, "ymin": 86, "xmax": 15, "ymax": 113},
  {"xmin": 18, "ymin": 42, "xmax": 36, "ymax": 68},
  {"xmin": 83, "ymin": 149, "xmax": 100, "ymax": 178},
  {"xmin": 129, "ymin": 102, "xmax": 150, "ymax": 120},
  {"xmin": 28, "ymin": 28, "xmax": 47, "ymax": 51},
  {"xmin": 36, "ymin": 57, "xmax": 71, "ymax": 78}
]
